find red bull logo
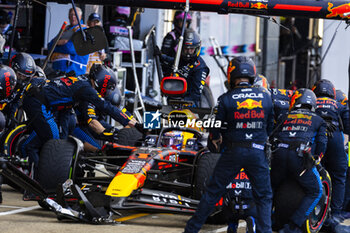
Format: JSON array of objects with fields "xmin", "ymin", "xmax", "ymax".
[
  {"xmin": 228, "ymin": 1, "xmax": 249, "ymax": 8},
  {"xmin": 289, "ymin": 114, "xmax": 312, "ymax": 120},
  {"xmin": 326, "ymin": 2, "xmax": 350, "ymax": 19},
  {"xmin": 237, "ymin": 99, "xmax": 262, "ymax": 109},
  {"xmin": 251, "ymin": 2, "xmax": 268, "ymax": 9}
]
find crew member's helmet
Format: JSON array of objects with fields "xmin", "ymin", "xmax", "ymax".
[
  {"xmin": 89, "ymin": 64, "xmax": 117, "ymax": 98},
  {"xmin": 312, "ymin": 79, "xmax": 336, "ymax": 99},
  {"xmin": 9, "ymin": 53, "xmax": 36, "ymax": 85},
  {"xmin": 105, "ymin": 87, "xmax": 122, "ymax": 107},
  {"xmin": 0, "ymin": 111, "xmax": 5, "ymax": 132},
  {"xmin": 289, "ymin": 88, "xmax": 317, "ymax": 111},
  {"xmin": 336, "ymin": 89, "xmax": 348, "ymax": 106},
  {"xmin": 173, "ymin": 10, "xmax": 192, "ymax": 31},
  {"xmin": 254, "ymin": 74, "xmax": 270, "ymax": 90},
  {"xmin": 0, "ymin": 64, "xmax": 16, "ymax": 100},
  {"xmin": 227, "ymin": 56, "xmax": 256, "ymax": 88},
  {"xmin": 181, "ymin": 29, "xmax": 201, "ymax": 63},
  {"xmin": 34, "ymin": 66, "xmax": 47, "ymax": 80},
  {"xmin": 113, "ymin": 6, "xmax": 130, "ymax": 27}
]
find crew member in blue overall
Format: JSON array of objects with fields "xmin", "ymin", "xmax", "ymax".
[
  {"xmin": 72, "ymin": 82, "xmax": 122, "ymax": 151},
  {"xmin": 253, "ymin": 74, "xmax": 293, "ymax": 123},
  {"xmin": 335, "ymin": 89, "xmax": 350, "ymax": 218},
  {"xmin": 22, "ymin": 64, "xmax": 136, "ymax": 169},
  {"xmin": 161, "ymin": 10, "xmax": 192, "ymax": 76},
  {"xmin": 163, "ymin": 29, "xmax": 209, "ymax": 107},
  {"xmin": 0, "ymin": 65, "xmax": 17, "ymax": 204},
  {"xmin": 184, "ymin": 56, "xmax": 274, "ymax": 233},
  {"xmin": 312, "ymin": 80, "xmax": 350, "ymax": 230},
  {"xmin": 270, "ymin": 88, "xmax": 326, "ymax": 233},
  {"xmin": 270, "ymin": 88, "xmax": 294, "ymax": 122},
  {"xmin": 4, "ymin": 53, "xmax": 41, "ymax": 127},
  {"xmin": 0, "ymin": 64, "xmax": 17, "ymax": 119}
]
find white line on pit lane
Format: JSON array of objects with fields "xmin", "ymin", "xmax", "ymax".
[
  {"xmin": 0, "ymin": 205, "xmax": 40, "ymax": 216},
  {"xmin": 0, "ymin": 205, "xmax": 23, "ymax": 209},
  {"xmin": 209, "ymin": 222, "xmax": 247, "ymax": 233}
]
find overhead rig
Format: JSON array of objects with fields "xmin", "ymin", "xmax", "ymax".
[{"xmin": 40, "ymin": 0, "xmax": 350, "ymax": 20}]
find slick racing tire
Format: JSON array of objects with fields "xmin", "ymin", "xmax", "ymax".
[
  {"xmin": 273, "ymin": 165, "xmax": 331, "ymax": 233},
  {"xmin": 3, "ymin": 124, "xmax": 28, "ymax": 158},
  {"xmin": 116, "ymin": 127, "xmax": 142, "ymax": 146},
  {"xmin": 194, "ymin": 152, "xmax": 225, "ymax": 224},
  {"xmin": 2, "ymin": 124, "xmax": 30, "ymax": 192},
  {"xmin": 194, "ymin": 152, "xmax": 221, "ymax": 199},
  {"xmin": 200, "ymin": 85, "xmax": 215, "ymax": 108},
  {"xmin": 37, "ymin": 139, "xmax": 75, "ymax": 193}
]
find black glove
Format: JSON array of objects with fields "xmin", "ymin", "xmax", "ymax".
[
  {"xmin": 99, "ymin": 128, "xmax": 118, "ymax": 142},
  {"xmin": 6, "ymin": 115, "xmax": 17, "ymax": 130},
  {"xmin": 135, "ymin": 123, "xmax": 149, "ymax": 135},
  {"xmin": 325, "ymin": 120, "xmax": 337, "ymax": 138},
  {"xmin": 302, "ymin": 148, "xmax": 318, "ymax": 171},
  {"xmin": 154, "ymin": 45, "xmax": 162, "ymax": 56}
]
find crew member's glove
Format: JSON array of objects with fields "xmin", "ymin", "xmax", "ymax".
[
  {"xmin": 300, "ymin": 147, "xmax": 319, "ymax": 176},
  {"xmin": 322, "ymin": 116, "xmax": 337, "ymax": 138},
  {"xmin": 135, "ymin": 122, "xmax": 149, "ymax": 135},
  {"xmin": 154, "ymin": 45, "xmax": 162, "ymax": 56},
  {"xmin": 99, "ymin": 128, "xmax": 118, "ymax": 142},
  {"xmin": 325, "ymin": 121, "xmax": 337, "ymax": 138},
  {"xmin": 6, "ymin": 116, "xmax": 17, "ymax": 130}
]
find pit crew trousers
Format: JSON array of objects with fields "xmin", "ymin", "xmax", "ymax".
[
  {"xmin": 271, "ymin": 148, "xmax": 323, "ymax": 227},
  {"xmin": 184, "ymin": 146, "xmax": 272, "ymax": 233},
  {"xmin": 322, "ymin": 131, "xmax": 348, "ymax": 215},
  {"xmin": 22, "ymin": 96, "xmax": 76, "ymax": 167}
]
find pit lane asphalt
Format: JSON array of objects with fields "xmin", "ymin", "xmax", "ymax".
[
  {"xmin": 1, "ymin": 185, "xmax": 350, "ymax": 233},
  {"xmin": 0, "ymin": 185, "xmax": 226, "ymax": 233}
]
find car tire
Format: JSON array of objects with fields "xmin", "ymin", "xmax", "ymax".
[
  {"xmin": 273, "ymin": 165, "xmax": 331, "ymax": 233},
  {"xmin": 194, "ymin": 152, "xmax": 226, "ymax": 224},
  {"xmin": 2, "ymin": 124, "xmax": 29, "ymax": 192},
  {"xmin": 194, "ymin": 152, "xmax": 220, "ymax": 199},
  {"xmin": 200, "ymin": 85, "xmax": 215, "ymax": 108},
  {"xmin": 116, "ymin": 127, "xmax": 142, "ymax": 146},
  {"xmin": 37, "ymin": 139, "xmax": 75, "ymax": 193}
]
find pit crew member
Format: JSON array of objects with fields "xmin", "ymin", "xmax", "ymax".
[{"xmin": 184, "ymin": 56, "xmax": 274, "ymax": 233}]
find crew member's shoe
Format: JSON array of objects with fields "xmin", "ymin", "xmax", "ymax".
[
  {"xmin": 334, "ymin": 224, "xmax": 350, "ymax": 233},
  {"xmin": 246, "ymin": 216, "xmax": 256, "ymax": 233},
  {"xmin": 323, "ymin": 216, "xmax": 350, "ymax": 233},
  {"xmin": 278, "ymin": 223, "xmax": 302, "ymax": 233},
  {"xmin": 341, "ymin": 211, "xmax": 350, "ymax": 219},
  {"xmin": 227, "ymin": 222, "xmax": 238, "ymax": 233}
]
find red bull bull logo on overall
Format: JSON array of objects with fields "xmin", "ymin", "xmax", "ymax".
[{"xmin": 237, "ymin": 99, "xmax": 263, "ymax": 109}]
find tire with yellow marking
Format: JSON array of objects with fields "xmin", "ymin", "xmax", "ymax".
[{"xmin": 273, "ymin": 165, "xmax": 331, "ymax": 233}]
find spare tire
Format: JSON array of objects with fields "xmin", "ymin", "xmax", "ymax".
[
  {"xmin": 116, "ymin": 127, "xmax": 142, "ymax": 146},
  {"xmin": 273, "ymin": 165, "xmax": 331, "ymax": 233},
  {"xmin": 37, "ymin": 139, "xmax": 76, "ymax": 193}
]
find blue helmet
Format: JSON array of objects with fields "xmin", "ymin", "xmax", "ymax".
[{"xmin": 312, "ymin": 79, "xmax": 336, "ymax": 99}]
